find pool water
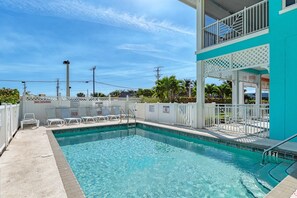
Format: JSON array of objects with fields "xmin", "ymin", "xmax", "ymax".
[{"xmin": 55, "ymin": 125, "xmax": 294, "ymax": 198}]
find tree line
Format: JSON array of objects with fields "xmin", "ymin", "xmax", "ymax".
[{"xmin": 77, "ymin": 75, "xmax": 233, "ymax": 103}]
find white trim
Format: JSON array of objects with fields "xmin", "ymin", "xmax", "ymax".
[
  {"xmin": 197, "ymin": 29, "xmax": 269, "ymax": 54},
  {"xmin": 279, "ymin": 3, "xmax": 297, "ymax": 14}
]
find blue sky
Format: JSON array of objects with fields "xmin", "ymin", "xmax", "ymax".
[{"xmin": 0, "ymin": 0, "xmax": 221, "ymax": 96}]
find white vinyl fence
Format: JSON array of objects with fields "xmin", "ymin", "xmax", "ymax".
[
  {"xmin": 0, "ymin": 104, "xmax": 20, "ymax": 154},
  {"xmin": 205, "ymin": 104, "xmax": 270, "ymax": 137},
  {"xmin": 22, "ymin": 96, "xmax": 140, "ymax": 124},
  {"xmin": 135, "ymin": 103, "xmax": 198, "ymax": 128}
]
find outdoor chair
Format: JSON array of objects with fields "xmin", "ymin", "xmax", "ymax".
[
  {"xmin": 21, "ymin": 113, "xmax": 40, "ymax": 129},
  {"xmin": 91, "ymin": 108, "xmax": 108, "ymax": 122},
  {"xmin": 59, "ymin": 108, "xmax": 81, "ymax": 125},
  {"xmin": 108, "ymin": 106, "xmax": 121, "ymax": 120},
  {"xmin": 46, "ymin": 108, "xmax": 65, "ymax": 126},
  {"xmin": 79, "ymin": 107, "xmax": 95, "ymax": 123}
]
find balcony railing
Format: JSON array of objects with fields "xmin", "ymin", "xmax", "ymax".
[{"xmin": 203, "ymin": 0, "xmax": 268, "ymax": 48}]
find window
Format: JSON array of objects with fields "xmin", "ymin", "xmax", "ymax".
[{"xmin": 284, "ymin": 0, "xmax": 297, "ymax": 8}]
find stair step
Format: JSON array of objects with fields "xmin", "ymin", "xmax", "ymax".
[
  {"xmin": 240, "ymin": 174, "xmax": 268, "ymax": 198},
  {"xmin": 255, "ymin": 163, "xmax": 278, "ymax": 188},
  {"xmin": 269, "ymin": 161, "xmax": 293, "ymax": 182},
  {"xmin": 286, "ymin": 162, "xmax": 297, "ymax": 175}
]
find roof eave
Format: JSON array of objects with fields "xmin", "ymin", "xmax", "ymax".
[{"xmin": 178, "ymin": 0, "xmax": 196, "ymax": 9}]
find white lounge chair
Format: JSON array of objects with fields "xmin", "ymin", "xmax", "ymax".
[
  {"xmin": 79, "ymin": 107, "xmax": 95, "ymax": 123},
  {"xmin": 60, "ymin": 108, "xmax": 81, "ymax": 125},
  {"xmin": 91, "ymin": 108, "xmax": 108, "ymax": 122},
  {"xmin": 108, "ymin": 106, "xmax": 121, "ymax": 120},
  {"xmin": 46, "ymin": 108, "xmax": 65, "ymax": 126},
  {"xmin": 21, "ymin": 113, "xmax": 40, "ymax": 129}
]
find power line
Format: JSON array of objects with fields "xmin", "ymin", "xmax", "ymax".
[
  {"xmin": 95, "ymin": 81, "xmax": 137, "ymax": 90},
  {"xmin": 0, "ymin": 79, "xmax": 138, "ymax": 90}
]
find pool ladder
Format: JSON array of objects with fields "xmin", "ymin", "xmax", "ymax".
[
  {"xmin": 127, "ymin": 108, "xmax": 136, "ymax": 127},
  {"xmin": 262, "ymin": 133, "xmax": 297, "ymax": 164}
]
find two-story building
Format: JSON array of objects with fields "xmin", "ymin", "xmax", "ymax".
[{"xmin": 180, "ymin": 0, "xmax": 297, "ymax": 140}]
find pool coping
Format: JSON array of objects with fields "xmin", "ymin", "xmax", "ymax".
[
  {"xmin": 137, "ymin": 121, "xmax": 297, "ymax": 160},
  {"xmin": 47, "ymin": 121, "xmax": 297, "ymax": 198},
  {"xmin": 47, "ymin": 130, "xmax": 85, "ymax": 198}
]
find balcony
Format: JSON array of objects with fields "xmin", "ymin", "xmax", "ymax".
[{"xmin": 203, "ymin": 0, "xmax": 269, "ymax": 48}]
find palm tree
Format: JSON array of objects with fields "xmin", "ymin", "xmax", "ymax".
[
  {"xmin": 181, "ymin": 79, "xmax": 193, "ymax": 97},
  {"xmin": 216, "ymin": 81, "xmax": 232, "ymax": 99},
  {"xmin": 91, "ymin": 92, "xmax": 106, "ymax": 97},
  {"xmin": 205, "ymin": 84, "xmax": 217, "ymax": 99},
  {"xmin": 154, "ymin": 76, "xmax": 182, "ymax": 102},
  {"xmin": 77, "ymin": 92, "xmax": 85, "ymax": 97}
]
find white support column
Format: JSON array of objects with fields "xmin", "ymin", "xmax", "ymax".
[
  {"xmin": 232, "ymin": 71, "xmax": 239, "ymax": 105},
  {"xmin": 196, "ymin": 0, "xmax": 204, "ymax": 52},
  {"xmin": 239, "ymin": 82, "xmax": 245, "ymax": 104},
  {"xmin": 196, "ymin": 61, "xmax": 205, "ymax": 128},
  {"xmin": 256, "ymin": 75, "xmax": 262, "ymax": 105}
]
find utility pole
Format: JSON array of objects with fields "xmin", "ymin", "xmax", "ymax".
[
  {"xmin": 63, "ymin": 60, "xmax": 70, "ymax": 97},
  {"xmin": 91, "ymin": 66, "xmax": 96, "ymax": 96},
  {"xmin": 154, "ymin": 66, "xmax": 163, "ymax": 81},
  {"xmin": 56, "ymin": 78, "xmax": 60, "ymax": 97},
  {"xmin": 21, "ymin": 81, "xmax": 26, "ymax": 96}
]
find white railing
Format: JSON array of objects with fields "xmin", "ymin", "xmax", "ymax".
[
  {"xmin": 21, "ymin": 96, "xmax": 140, "ymax": 124},
  {"xmin": 0, "ymin": 104, "xmax": 20, "ymax": 154},
  {"xmin": 205, "ymin": 104, "xmax": 270, "ymax": 138},
  {"xmin": 135, "ymin": 103, "xmax": 197, "ymax": 128},
  {"xmin": 24, "ymin": 96, "xmax": 140, "ymax": 102},
  {"xmin": 203, "ymin": 0, "xmax": 268, "ymax": 48},
  {"xmin": 176, "ymin": 103, "xmax": 196, "ymax": 127}
]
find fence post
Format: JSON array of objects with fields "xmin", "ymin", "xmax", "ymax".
[
  {"xmin": 157, "ymin": 102, "xmax": 160, "ymax": 123},
  {"xmin": 4, "ymin": 104, "xmax": 8, "ymax": 147},
  {"xmin": 216, "ymin": 20, "xmax": 219, "ymax": 44},
  {"xmin": 9, "ymin": 104, "xmax": 13, "ymax": 138},
  {"xmin": 244, "ymin": 105, "xmax": 247, "ymax": 135},
  {"xmin": 243, "ymin": 7, "xmax": 247, "ymax": 35}
]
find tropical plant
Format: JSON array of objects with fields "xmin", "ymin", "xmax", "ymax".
[
  {"xmin": 0, "ymin": 88, "xmax": 20, "ymax": 104},
  {"xmin": 91, "ymin": 92, "xmax": 106, "ymax": 97},
  {"xmin": 109, "ymin": 90, "xmax": 121, "ymax": 97},
  {"xmin": 154, "ymin": 76, "xmax": 182, "ymax": 102},
  {"xmin": 205, "ymin": 84, "xmax": 217, "ymax": 99},
  {"xmin": 216, "ymin": 83, "xmax": 232, "ymax": 99},
  {"xmin": 136, "ymin": 89, "xmax": 154, "ymax": 97},
  {"xmin": 77, "ymin": 92, "xmax": 85, "ymax": 97},
  {"xmin": 181, "ymin": 79, "xmax": 194, "ymax": 97}
]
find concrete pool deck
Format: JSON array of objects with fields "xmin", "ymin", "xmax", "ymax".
[{"xmin": 0, "ymin": 120, "xmax": 296, "ymax": 198}]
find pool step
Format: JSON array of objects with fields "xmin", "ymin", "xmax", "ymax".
[
  {"xmin": 255, "ymin": 163, "xmax": 278, "ymax": 188},
  {"xmin": 286, "ymin": 161, "xmax": 297, "ymax": 175},
  {"xmin": 240, "ymin": 175, "xmax": 268, "ymax": 198},
  {"xmin": 269, "ymin": 161, "xmax": 292, "ymax": 182}
]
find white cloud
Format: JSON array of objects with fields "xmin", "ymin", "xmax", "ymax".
[
  {"xmin": 0, "ymin": 0, "xmax": 195, "ymax": 36},
  {"xmin": 117, "ymin": 44, "xmax": 163, "ymax": 53}
]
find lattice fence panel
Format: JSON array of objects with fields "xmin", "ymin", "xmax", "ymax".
[
  {"xmin": 232, "ymin": 45, "xmax": 269, "ymax": 69},
  {"xmin": 204, "ymin": 55, "xmax": 231, "ymax": 74},
  {"xmin": 204, "ymin": 44, "xmax": 269, "ymax": 76}
]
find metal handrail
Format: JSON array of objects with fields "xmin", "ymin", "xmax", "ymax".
[
  {"xmin": 127, "ymin": 108, "xmax": 136, "ymax": 125},
  {"xmin": 262, "ymin": 133, "xmax": 297, "ymax": 163}
]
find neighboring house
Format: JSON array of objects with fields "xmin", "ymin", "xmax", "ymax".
[{"xmin": 179, "ymin": 0, "xmax": 297, "ymax": 140}]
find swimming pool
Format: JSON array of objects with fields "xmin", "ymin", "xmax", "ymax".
[{"xmin": 54, "ymin": 124, "xmax": 295, "ymax": 198}]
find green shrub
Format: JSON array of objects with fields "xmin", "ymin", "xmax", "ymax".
[{"xmin": 0, "ymin": 88, "xmax": 20, "ymax": 104}]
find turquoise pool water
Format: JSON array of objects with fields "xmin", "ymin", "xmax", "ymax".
[{"xmin": 55, "ymin": 125, "xmax": 294, "ymax": 198}]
